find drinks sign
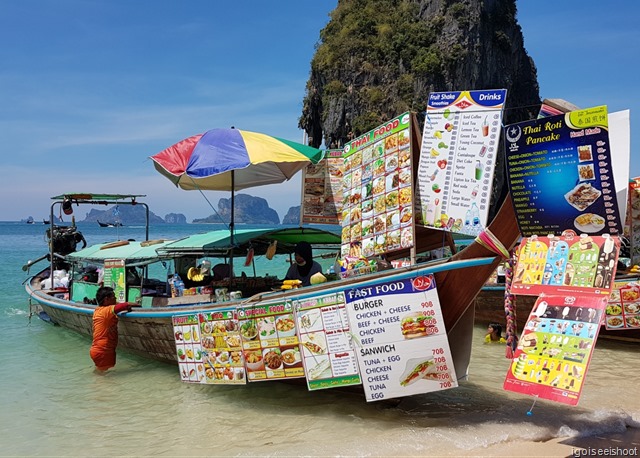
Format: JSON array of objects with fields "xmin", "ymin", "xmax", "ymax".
[{"xmin": 416, "ymin": 89, "xmax": 507, "ymax": 236}]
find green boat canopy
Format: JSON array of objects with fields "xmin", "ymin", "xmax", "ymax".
[
  {"xmin": 66, "ymin": 240, "xmax": 173, "ymax": 267},
  {"xmin": 157, "ymin": 227, "xmax": 342, "ymax": 257}
]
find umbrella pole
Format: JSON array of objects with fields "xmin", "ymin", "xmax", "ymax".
[{"xmin": 229, "ymin": 171, "xmax": 235, "ymax": 289}]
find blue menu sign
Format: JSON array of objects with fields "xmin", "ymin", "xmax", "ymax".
[{"xmin": 504, "ymin": 106, "xmax": 622, "ymax": 237}]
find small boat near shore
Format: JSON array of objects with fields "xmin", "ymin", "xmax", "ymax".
[{"xmin": 97, "ymin": 219, "xmax": 123, "ymax": 227}]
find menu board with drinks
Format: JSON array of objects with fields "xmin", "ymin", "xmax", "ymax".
[
  {"xmin": 172, "ymin": 309, "xmax": 246, "ymax": 384},
  {"xmin": 340, "ymin": 112, "xmax": 414, "ymax": 258},
  {"xmin": 510, "ymin": 232, "xmax": 619, "ymax": 297},
  {"xmin": 237, "ymin": 300, "xmax": 304, "ymax": 382},
  {"xmin": 504, "ymin": 294, "xmax": 607, "ymax": 406},
  {"xmin": 295, "ymin": 292, "xmax": 362, "ymax": 390},
  {"xmin": 344, "ymin": 275, "xmax": 457, "ymax": 402},
  {"xmin": 415, "ymin": 89, "xmax": 507, "ymax": 236},
  {"xmin": 302, "ymin": 149, "xmax": 344, "ymax": 225},
  {"xmin": 504, "ymin": 105, "xmax": 622, "ymax": 237},
  {"xmin": 103, "ymin": 259, "xmax": 126, "ymax": 303}
]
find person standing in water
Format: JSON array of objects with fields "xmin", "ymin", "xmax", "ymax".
[
  {"xmin": 90, "ymin": 286, "xmax": 137, "ymax": 372},
  {"xmin": 285, "ymin": 241, "xmax": 322, "ymax": 287},
  {"xmin": 484, "ymin": 322, "xmax": 506, "ymax": 343}
]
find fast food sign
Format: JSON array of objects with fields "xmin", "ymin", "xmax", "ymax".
[{"xmin": 344, "ymin": 275, "xmax": 458, "ymax": 401}]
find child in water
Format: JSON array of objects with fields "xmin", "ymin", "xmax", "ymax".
[{"xmin": 485, "ymin": 322, "xmax": 506, "ymax": 344}]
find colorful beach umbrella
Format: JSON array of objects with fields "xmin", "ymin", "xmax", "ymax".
[
  {"xmin": 150, "ymin": 128, "xmax": 324, "ymax": 277},
  {"xmin": 150, "ymin": 128, "xmax": 324, "ymax": 191}
]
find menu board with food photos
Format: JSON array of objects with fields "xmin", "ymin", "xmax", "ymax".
[
  {"xmin": 415, "ymin": 89, "xmax": 507, "ymax": 236},
  {"xmin": 344, "ymin": 275, "xmax": 457, "ymax": 402},
  {"xmin": 511, "ymin": 232, "xmax": 620, "ymax": 298},
  {"xmin": 504, "ymin": 294, "xmax": 607, "ymax": 406},
  {"xmin": 295, "ymin": 292, "xmax": 362, "ymax": 391},
  {"xmin": 104, "ymin": 259, "xmax": 126, "ymax": 303},
  {"xmin": 340, "ymin": 112, "xmax": 414, "ymax": 258},
  {"xmin": 237, "ymin": 300, "xmax": 304, "ymax": 382},
  {"xmin": 605, "ymin": 282, "xmax": 640, "ymax": 330},
  {"xmin": 628, "ymin": 177, "xmax": 640, "ymax": 265},
  {"xmin": 302, "ymin": 149, "xmax": 344, "ymax": 225},
  {"xmin": 504, "ymin": 105, "xmax": 622, "ymax": 237},
  {"xmin": 172, "ymin": 309, "xmax": 246, "ymax": 385}
]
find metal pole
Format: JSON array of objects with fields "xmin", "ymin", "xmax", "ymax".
[{"xmin": 229, "ymin": 170, "xmax": 235, "ymax": 285}]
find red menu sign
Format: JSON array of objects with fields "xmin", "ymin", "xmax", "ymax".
[{"xmin": 504, "ymin": 294, "xmax": 607, "ymax": 406}]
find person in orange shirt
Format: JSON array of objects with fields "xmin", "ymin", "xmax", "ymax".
[{"xmin": 90, "ymin": 286, "xmax": 137, "ymax": 372}]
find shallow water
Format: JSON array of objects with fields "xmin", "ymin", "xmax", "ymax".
[{"xmin": 1, "ymin": 222, "xmax": 638, "ymax": 456}]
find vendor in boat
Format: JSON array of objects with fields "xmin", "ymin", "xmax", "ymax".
[
  {"xmin": 484, "ymin": 322, "xmax": 506, "ymax": 344},
  {"xmin": 285, "ymin": 241, "xmax": 323, "ymax": 287},
  {"xmin": 89, "ymin": 286, "xmax": 138, "ymax": 372}
]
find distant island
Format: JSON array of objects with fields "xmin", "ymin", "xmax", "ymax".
[{"xmin": 71, "ymin": 193, "xmax": 299, "ymax": 225}]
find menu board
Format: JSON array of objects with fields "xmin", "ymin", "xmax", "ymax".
[
  {"xmin": 295, "ymin": 292, "xmax": 361, "ymax": 390},
  {"xmin": 511, "ymin": 233, "xmax": 619, "ymax": 297},
  {"xmin": 172, "ymin": 309, "xmax": 246, "ymax": 384},
  {"xmin": 415, "ymin": 89, "xmax": 507, "ymax": 236},
  {"xmin": 504, "ymin": 294, "xmax": 607, "ymax": 406},
  {"xmin": 103, "ymin": 259, "xmax": 126, "ymax": 303},
  {"xmin": 237, "ymin": 300, "xmax": 304, "ymax": 382},
  {"xmin": 302, "ymin": 149, "xmax": 344, "ymax": 225},
  {"xmin": 628, "ymin": 178, "xmax": 640, "ymax": 265},
  {"xmin": 340, "ymin": 112, "xmax": 414, "ymax": 258},
  {"xmin": 605, "ymin": 283, "xmax": 640, "ymax": 330},
  {"xmin": 344, "ymin": 275, "xmax": 457, "ymax": 402},
  {"xmin": 504, "ymin": 105, "xmax": 622, "ymax": 237}
]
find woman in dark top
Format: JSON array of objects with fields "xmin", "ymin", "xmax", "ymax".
[{"xmin": 285, "ymin": 241, "xmax": 322, "ymax": 287}]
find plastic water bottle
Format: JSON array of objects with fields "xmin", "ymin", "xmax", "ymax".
[{"xmin": 174, "ymin": 274, "xmax": 184, "ymax": 297}]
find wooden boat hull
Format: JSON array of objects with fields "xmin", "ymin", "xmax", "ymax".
[
  {"xmin": 28, "ymin": 255, "xmax": 495, "ymax": 371},
  {"xmin": 474, "ymin": 284, "xmax": 640, "ymax": 343}
]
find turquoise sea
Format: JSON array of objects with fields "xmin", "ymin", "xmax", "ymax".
[{"xmin": 1, "ymin": 221, "xmax": 639, "ymax": 456}]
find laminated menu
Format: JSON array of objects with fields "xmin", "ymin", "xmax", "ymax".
[
  {"xmin": 504, "ymin": 294, "xmax": 607, "ymax": 406},
  {"xmin": 415, "ymin": 89, "xmax": 507, "ymax": 236},
  {"xmin": 504, "ymin": 105, "xmax": 622, "ymax": 237}
]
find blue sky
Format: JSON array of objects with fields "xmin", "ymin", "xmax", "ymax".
[{"xmin": 1, "ymin": 1, "xmax": 637, "ymax": 222}]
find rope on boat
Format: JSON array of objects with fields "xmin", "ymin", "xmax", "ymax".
[{"xmin": 504, "ymin": 249, "xmax": 518, "ymax": 359}]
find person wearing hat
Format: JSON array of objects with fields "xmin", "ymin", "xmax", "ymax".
[
  {"xmin": 90, "ymin": 286, "xmax": 139, "ymax": 372},
  {"xmin": 285, "ymin": 241, "xmax": 322, "ymax": 287}
]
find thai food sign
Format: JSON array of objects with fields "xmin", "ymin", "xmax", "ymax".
[
  {"xmin": 415, "ymin": 89, "xmax": 507, "ymax": 236},
  {"xmin": 504, "ymin": 294, "xmax": 607, "ymax": 406},
  {"xmin": 504, "ymin": 105, "xmax": 623, "ymax": 237},
  {"xmin": 302, "ymin": 149, "xmax": 344, "ymax": 225},
  {"xmin": 295, "ymin": 292, "xmax": 361, "ymax": 390},
  {"xmin": 340, "ymin": 112, "xmax": 414, "ymax": 258},
  {"xmin": 343, "ymin": 275, "xmax": 457, "ymax": 402}
]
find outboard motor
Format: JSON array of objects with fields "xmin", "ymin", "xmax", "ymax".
[{"xmin": 46, "ymin": 225, "xmax": 87, "ymax": 270}]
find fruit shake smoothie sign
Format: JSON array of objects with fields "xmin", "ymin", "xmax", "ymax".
[
  {"xmin": 302, "ymin": 149, "xmax": 344, "ymax": 225},
  {"xmin": 344, "ymin": 275, "xmax": 457, "ymax": 402},
  {"xmin": 295, "ymin": 292, "xmax": 361, "ymax": 390},
  {"xmin": 511, "ymin": 232, "xmax": 620, "ymax": 298},
  {"xmin": 504, "ymin": 294, "xmax": 607, "ymax": 406},
  {"xmin": 172, "ymin": 309, "xmax": 246, "ymax": 385},
  {"xmin": 628, "ymin": 178, "xmax": 640, "ymax": 265},
  {"xmin": 416, "ymin": 89, "xmax": 507, "ymax": 236},
  {"xmin": 104, "ymin": 259, "xmax": 126, "ymax": 302},
  {"xmin": 504, "ymin": 105, "xmax": 622, "ymax": 237},
  {"xmin": 341, "ymin": 112, "xmax": 414, "ymax": 258},
  {"xmin": 237, "ymin": 300, "xmax": 304, "ymax": 382}
]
